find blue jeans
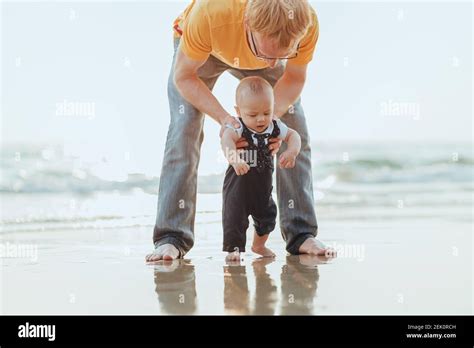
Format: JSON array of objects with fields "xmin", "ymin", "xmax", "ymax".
[{"xmin": 153, "ymin": 38, "xmax": 318, "ymax": 256}]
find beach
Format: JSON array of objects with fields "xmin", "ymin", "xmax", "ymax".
[
  {"xmin": 1, "ymin": 184, "xmax": 472, "ymax": 315},
  {"xmin": 1, "ymin": 142, "xmax": 473, "ymax": 314}
]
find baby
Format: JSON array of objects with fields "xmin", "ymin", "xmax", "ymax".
[{"xmin": 221, "ymin": 76, "xmax": 301, "ymax": 262}]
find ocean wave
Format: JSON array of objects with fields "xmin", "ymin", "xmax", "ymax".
[
  {"xmin": 1, "ymin": 143, "xmax": 472, "ymax": 193},
  {"xmin": 1, "ymin": 215, "xmax": 125, "ymax": 225}
]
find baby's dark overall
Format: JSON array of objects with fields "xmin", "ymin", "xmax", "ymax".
[{"xmin": 222, "ymin": 118, "xmax": 281, "ymax": 252}]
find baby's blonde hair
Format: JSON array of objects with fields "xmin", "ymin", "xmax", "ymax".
[
  {"xmin": 236, "ymin": 76, "xmax": 273, "ymax": 105},
  {"xmin": 245, "ymin": 0, "xmax": 312, "ymax": 49}
]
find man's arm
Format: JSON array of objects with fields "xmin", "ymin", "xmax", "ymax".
[
  {"xmin": 273, "ymin": 63, "xmax": 308, "ymax": 118},
  {"xmin": 267, "ymin": 63, "xmax": 307, "ymax": 155},
  {"xmin": 173, "ymin": 45, "xmax": 237, "ymax": 127}
]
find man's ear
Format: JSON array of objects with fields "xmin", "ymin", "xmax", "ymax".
[{"xmin": 234, "ymin": 106, "xmax": 241, "ymax": 117}]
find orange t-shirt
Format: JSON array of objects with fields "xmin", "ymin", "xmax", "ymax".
[{"xmin": 172, "ymin": 0, "xmax": 319, "ymax": 70}]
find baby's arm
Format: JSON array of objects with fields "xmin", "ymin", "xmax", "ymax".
[
  {"xmin": 278, "ymin": 128, "xmax": 301, "ymax": 169},
  {"xmin": 221, "ymin": 128, "xmax": 250, "ymax": 176}
]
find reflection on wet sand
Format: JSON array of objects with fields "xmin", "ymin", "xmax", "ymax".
[
  {"xmin": 280, "ymin": 255, "xmax": 320, "ymax": 315},
  {"xmin": 153, "ymin": 255, "xmax": 328, "ymax": 315},
  {"xmin": 153, "ymin": 260, "xmax": 197, "ymax": 315},
  {"xmin": 223, "ymin": 256, "xmax": 322, "ymax": 315},
  {"xmin": 223, "ymin": 264, "xmax": 251, "ymax": 314},
  {"xmin": 223, "ymin": 258, "xmax": 279, "ymax": 315},
  {"xmin": 252, "ymin": 258, "xmax": 278, "ymax": 315}
]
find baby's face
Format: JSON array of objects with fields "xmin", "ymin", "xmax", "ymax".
[{"xmin": 235, "ymin": 89, "xmax": 274, "ymax": 133}]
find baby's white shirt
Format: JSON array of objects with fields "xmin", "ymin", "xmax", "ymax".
[{"xmin": 226, "ymin": 118, "xmax": 289, "ymax": 145}]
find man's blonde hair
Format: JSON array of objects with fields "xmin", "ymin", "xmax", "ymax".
[{"xmin": 245, "ymin": 0, "xmax": 312, "ymax": 49}]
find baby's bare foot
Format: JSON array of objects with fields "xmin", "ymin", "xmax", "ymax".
[
  {"xmin": 251, "ymin": 230, "xmax": 275, "ymax": 258},
  {"xmin": 226, "ymin": 251, "xmax": 242, "ymax": 263},
  {"xmin": 252, "ymin": 257, "xmax": 275, "ymax": 269},
  {"xmin": 251, "ymin": 245, "xmax": 275, "ymax": 258}
]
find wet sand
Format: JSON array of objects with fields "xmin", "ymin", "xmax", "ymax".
[{"xmin": 1, "ymin": 218, "xmax": 472, "ymax": 315}]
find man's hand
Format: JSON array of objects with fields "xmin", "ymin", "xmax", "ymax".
[
  {"xmin": 268, "ymin": 137, "xmax": 283, "ymax": 156},
  {"xmin": 220, "ymin": 115, "xmax": 249, "ymax": 149},
  {"xmin": 232, "ymin": 161, "xmax": 250, "ymax": 176},
  {"xmin": 279, "ymin": 150, "xmax": 297, "ymax": 169},
  {"xmin": 235, "ymin": 138, "xmax": 249, "ymax": 150},
  {"xmin": 266, "ymin": 114, "xmax": 283, "ymax": 155}
]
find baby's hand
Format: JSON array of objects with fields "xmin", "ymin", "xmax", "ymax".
[
  {"xmin": 279, "ymin": 150, "xmax": 297, "ymax": 169},
  {"xmin": 232, "ymin": 161, "xmax": 250, "ymax": 175}
]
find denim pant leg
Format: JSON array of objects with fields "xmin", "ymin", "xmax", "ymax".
[
  {"xmin": 228, "ymin": 64, "xmax": 318, "ymax": 255},
  {"xmin": 153, "ymin": 38, "xmax": 229, "ymax": 256},
  {"xmin": 276, "ymin": 99, "xmax": 318, "ymax": 254}
]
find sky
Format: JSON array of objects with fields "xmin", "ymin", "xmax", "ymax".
[{"xmin": 1, "ymin": 0, "xmax": 472, "ymax": 176}]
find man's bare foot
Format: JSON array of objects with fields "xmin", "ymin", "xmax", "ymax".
[
  {"xmin": 251, "ymin": 231, "xmax": 275, "ymax": 258},
  {"xmin": 299, "ymin": 238, "xmax": 337, "ymax": 258},
  {"xmin": 145, "ymin": 243, "xmax": 180, "ymax": 262}
]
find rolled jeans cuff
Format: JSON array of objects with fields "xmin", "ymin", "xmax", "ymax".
[
  {"xmin": 154, "ymin": 236, "xmax": 185, "ymax": 258},
  {"xmin": 286, "ymin": 232, "xmax": 315, "ymax": 255}
]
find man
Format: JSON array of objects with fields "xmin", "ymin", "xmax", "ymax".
[{"xmin": 146, "ymin": 0, "xmax": 335, "ymax": 261}]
